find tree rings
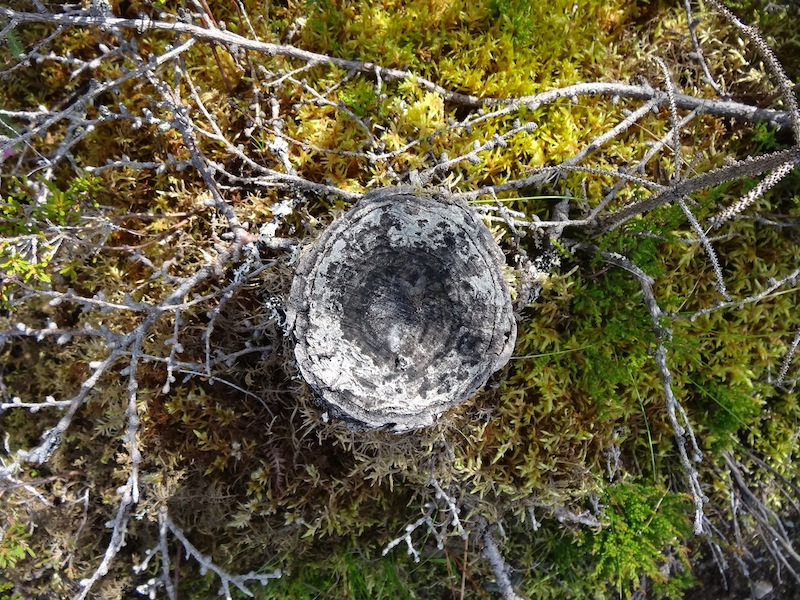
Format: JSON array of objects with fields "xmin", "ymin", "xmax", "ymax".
[{"xmin": 286, "ymin": 187, "xmax": 517, "ymax": 432}]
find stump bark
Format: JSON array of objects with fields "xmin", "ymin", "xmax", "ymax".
[{"xmin": 286, "ymin": 187, "xmax": 517, "ymax": 432}]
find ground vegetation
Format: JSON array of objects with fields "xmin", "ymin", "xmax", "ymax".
[{"xmin": 1, "ymin": 0, "xmax": 799, "ymax": 598}]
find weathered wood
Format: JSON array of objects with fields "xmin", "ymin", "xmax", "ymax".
[{"xmin": 286, "ymin": 187, "xmax": 517, "ymax": 432}]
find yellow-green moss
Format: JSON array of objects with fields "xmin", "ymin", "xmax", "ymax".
[{"xmin": 2, "ymin": 0, "xmax": 799, "ymax": 597}]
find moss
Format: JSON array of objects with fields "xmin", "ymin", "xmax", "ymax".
[
  {"xmin": 588, "ymin": 483, "xmax": 695, "ymax": 599},
  {"xmin": 2, "ymin": 0, "xmax": 800, "ymax": 597}
]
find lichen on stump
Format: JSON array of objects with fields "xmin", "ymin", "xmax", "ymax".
[{"xmin": 286, "ymin": 187, "xmax": 517, "ymax": 432}]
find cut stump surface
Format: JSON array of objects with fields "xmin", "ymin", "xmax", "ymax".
[{"xmin": 287, "ymin": 187, "xmax": 517, "ymax": 431}]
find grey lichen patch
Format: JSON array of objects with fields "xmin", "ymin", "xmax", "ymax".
[{"xmin": 286, "ymin": 187, "xmax": 517, "ymax": 432}]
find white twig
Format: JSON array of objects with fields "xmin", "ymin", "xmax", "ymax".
[
  {"xmin": 688, "ymin": 265, "xmax": 800, "ymax": 321},
  {"xmin": 75, "ymin": 474, "xmax": 136, "ymax": 599},
  {"xmin": 682, "ymin": 0, "xmax": 726, "ymax": 97},
  {"xmin": 479, "ymin": 517, "xmax": 525, "ymax": 600},
  {"xmin": 723, "ymin": 452, "xmax": 800, "ymax": 582},
  {"xmin": 706, "ymin": 0, "xmax": 800, "ymax": 143},
  {"xmin": 598, "ymin": 147, "xmax": 800, "ymax": 232},
  {"xmin": 429, "ymin": 477, "xmax": 467, "ymax": 540},
  {"xmin": 654, "ymin": 57, "xmax": 682, "ymax": 180},
  {"xmin": 677, "ymin": 197, "xmax": 731, "ymax": 301},
  {"xmin": 166, "ymin": 513, "xmax": 281, "ymax": 599},
  {"xmin": 776, "ymin": 325, "xmax": 800, "ymax": 388},
  {"xmin": 383, "ymin": 478, "xmax": 469, "ymax": 561},
  {"xmin": 1, "ymin": 8, "xmax": 795, "ymax": 128},
  {"xmin": 382, "ymin": 504, "xmax": 436, "ymax": 563},
  {"xmin": 571, "ymin": 243, "xmax": 708, "ymax": 534},
  {"xmin": 710, "ymin": 161, "xmax": 797, "ymax": 228}
]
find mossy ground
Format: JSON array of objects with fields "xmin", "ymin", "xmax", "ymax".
[{"xmin": 1, "ymin": 0, "xmax": 799, "ymax": 598}]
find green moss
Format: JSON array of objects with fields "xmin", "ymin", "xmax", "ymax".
[
  {"xmin": 255, "ymin": 550, "xmax": 419, "ymax": 600},
  {"xmin": 2, "ymin": 0, "xmax": 799, "ymax": 597},
  {"xmin": 589, "ymin": 483, "xmax": 695, "ymax": 599}
]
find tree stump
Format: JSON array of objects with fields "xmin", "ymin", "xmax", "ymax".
[{"xmin": 286, "ymin": 187, "xmax": 517, "ymax": 432}]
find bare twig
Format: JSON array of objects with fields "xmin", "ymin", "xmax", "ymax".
[
  {"xmin": 478, "ymin": 517, "xmax": 525, "ymax": 600},
  {"xmin": 723, "ymin": 452, "xmax": 800, "ymax": 583},
  {"xmin": 597, "ymin": 147, "xmax": 800, "ymax": 232},
  {"xmin": 383, "ymin": 478, "xmax": 469, "ymax": 562},
  {"xmin": 165, "ymin": 513, "xmax": 282, "ymax": 599},
  {"xmin": 1, "ymin": 8, "xmax": 795, "ymax": 129},
  {"xmin": 682, "ymin": 0, "xmax": 727, "ymax": 98},
  {"xmin": 710, "ymin": 161, "xmax": 796, "ymax": 228},
  {"xmin": 776, "ymin": 325, "xmax": 800, "ymax": 388},
  {"xmin": 677, "ymin": 197, "xmax": 731, "ymax": 301},
  {"xmin": 570, "ymin": 242, "xmax": 708, "ymax": 534},
  {"xmin": 706, "ymin": 0, "xmax": 800, "ymax": 142}
]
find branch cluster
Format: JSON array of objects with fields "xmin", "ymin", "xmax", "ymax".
[{"xmin": 1, "ymin": 0, "xmax": 799, "ymax": 597}]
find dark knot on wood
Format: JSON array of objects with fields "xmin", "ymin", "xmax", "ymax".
[{"xmin": 286, "ymin": 187, "xmax": 517, "ymax": 432}]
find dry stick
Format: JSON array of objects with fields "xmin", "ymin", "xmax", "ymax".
[
  {"xmin": 463, "ymin": 97, "xmax": 659, "ymax": 224},
  {"xmin": 210, "ymin": 163, "xmax": 359, "ymax": 200},
  {"xmin": 269, "ymin": 97, "xmax": 298, "ymax": 176},
  {"xmin": 588, "ymin": 108, "xmax": 703, "ymax": 222},
  {"xmin": 384, "ymin": 476, "xmax": 473, "ymax": 563},
  {"xmin": 700, "ymin": 0, "xmax": 800, "ymax": 231},
  {"xmin": 75, "ymin": 336, "xmax": 145, "ymax": 600},
  {"xmin": 71, "ymin": 253, "xmax": 246, "ymax": 595},
  {"xmin": 710, "ymin": 161, "xmax": 797, "ymax": 228},
  {"xmin": 232, "ymin": 0, "xmax": 258, "ymax": 41},
  {"xmin": 157, "ymin": 508, "xmax": 178, "ymax": 600},
  {"xmin": 597, "ymin": 146, "xmax": 800, "ymax": 232},
  {"xmin": 4, "ymin": 281, "xmax": 161, "ymax": 313},
  {"xmin": 382, "ymin": 505, "xmax": 437, "ymax": 563},
  {"xmin": 0, "ymin": 34, "xmax": 196, "ymax": 160},
  {"xmin": 776, "ymin": 325, "xmax": 800, "ymax": 388},
  {"xmin": 75, "ymin": 473, "xmax": 137, "ymax": 599},
  {"xmin": 190, "ymin": 0, "xmax": 233, "ymax": 93},
  {"xmin": 0, "ymin": 21, "xmax": 66, "ymax": 77},
  {"xmin": 125, "ymin": 341, "xmax": 143, "ymax": 494},
  {"xmin": 0, "ymin": 471, "xmax": 52, "ymax": 506},
  {"xmin": 181, "ymin": 66, "xmax": 277, "ymax": 178},
  {"xmin": 3, "ymin": 240, "xmax": 247, "ymax": 594},
  {"xmin": 421, "ymin": 120, "xmax": 538, "ymax": 182},
  {"xmin": 738, "ymin": 447, "xmax": 800, "ymax": 516},
  {"xmin": 477, "ymin": 517, "xmax": 525, "ymax": 600},
  {"xmin": 132, "ymin": 515, "xmax": 177, "ymax": 600},
  {"xmin": 457, "ymin": 162, "xmax": 664, "ymax": 204},
  {"xmin": 686, "ymin": 264, "xmax": 800, "ymax": 322},
  {"xmin": 175, "ymin": 63, "xmax": 353, "ymax": 199},
  {"xmin": 459, "ymin": 97, "xmax": 658, "ymax": 196},
  {"xmin": 682, "ymin": 0, "xmax": 727, "ymax": 98},
  {"xmin": 7, "ymin": 254, "xmax": 239, "ymax": 554},
  {"xmin": 705, "ymin": 0, "xmax": 800, "ymax": 143},
  {"xmin": 723, "ymin": 452, "xmax": 800, "ymax": 581},
  {"xmin": 165, "ymin": 513, "xmax": 281, "ymax": 599},
  {"xmin": 654, "ymin": 57, "xmax": 682, "ymax": 180},
  {"xmin": 460, "ymin": 536, "xmax": 468, "ymax": 600},
  {"xmin": 2, "ymin": 12, "xmax": 278, "ymax": 594},
  {"xmin": 286, "ymin": 75, "xmax": 375, "ymax": 145},
  {"xmin": 429, "ymin": 477, "xmax": 467, "ymax": 539},
  {"xmin": 571, "ymin": 243, "xmax": 708, "ymax": 534},
  {"xmin": 524, "ymin": 501, "xmax": 605, "ymax": 529},
  {"xmin": 1, "ymin": 7, "xmax": 794, "ymax": 129},
  {"xmin": 271, "ymin": 127, "xmax": 368, "ymax": 158},
  {"xmin": 677, "ymin": 197, "xmax": 731, "ymax": 301},
  {"xmin": 561, "ymin": 98, "xmax": 660, "ymax": 168},
  {"xmin": 0, "ymin": 346, "xmax": 122, "ymax": 474},
  {"xmin": 85, "ymin": 158, "xmax": 193, "ymax": 174},
  {"xmin": 146, "ymin": 72, "xmax": 250, "ymax": 247},
  {"xmin": 702, "ymin": 517, "xmax": 730, "ymax": 591}
]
